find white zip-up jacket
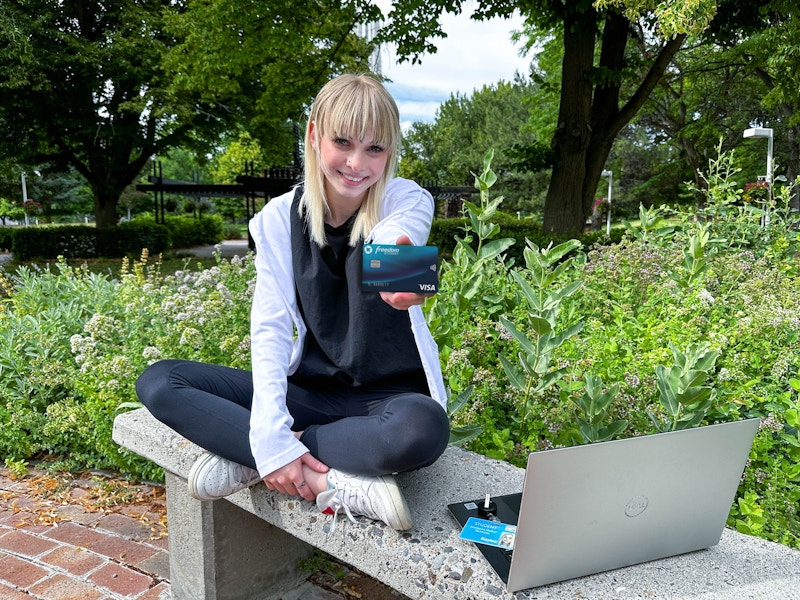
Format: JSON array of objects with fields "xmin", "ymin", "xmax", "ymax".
[{"xmin": 248, "ymin": 177, "xmax": 447, "ymax": 477}]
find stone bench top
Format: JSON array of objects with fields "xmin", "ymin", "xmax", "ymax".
[{"xmin": 113, "ymin": 408, "xmax": 800, "ymax": 599}]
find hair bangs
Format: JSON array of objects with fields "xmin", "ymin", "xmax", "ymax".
[{"xmin": 315, "ymin": 80, "xmax": 398, "ymax": 154}]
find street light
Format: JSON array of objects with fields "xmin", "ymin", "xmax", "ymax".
[
  {"xmin": 21, "ymin": 171, "xmax": 29, "ymax": 227},
  {"xmin": 742, "ymin": 127, "xmax": 773, "ymax": 186},
  {"xmin": 743, "ymin": 127, "xmax": 773, "ymax": 225},
  {"xmin": 601, "ymin": 169, "xmax": 613, "ymax": 236}
]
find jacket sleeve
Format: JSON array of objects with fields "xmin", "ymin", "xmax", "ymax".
[
  {"xmin": 366, "ymin": 178, "xmax": 435, "ymax": 246},
  {"xmin": 248, "ymin": 194, "xmax": 309, "ymax": 477}
]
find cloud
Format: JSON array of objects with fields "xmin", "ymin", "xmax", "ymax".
[{"xmin": 378, "ymin": 9, "xmax": 530, "ymax": 124}]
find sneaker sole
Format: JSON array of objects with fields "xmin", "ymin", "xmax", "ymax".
[
  {"xmin": 375, "ymin": 476, "xmax": 413, "ymax": 530},
  {"xmin": 187, "ymin": 452, "xmax": 218, "ymax": 501}
]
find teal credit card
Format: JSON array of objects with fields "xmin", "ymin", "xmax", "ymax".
[{"xmin": 361, "ymin": 244, "xmax": 439, "ymax": 293}]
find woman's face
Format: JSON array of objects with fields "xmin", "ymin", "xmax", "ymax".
[{"xmin": 311, "ymin": 123, "xmax": 389, "ymax": 208}]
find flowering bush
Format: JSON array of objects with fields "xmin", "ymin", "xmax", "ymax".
[
  {"xmin": 591, "ymin": 196, "xmax": 610, "ymax": 214},
  {"xmin": 23, "ymin": 199, "xmax": 42, "ymax": 214},
  {"xmin": 0, "ymin": 250, "xmax": 254, "ymax": 481}
]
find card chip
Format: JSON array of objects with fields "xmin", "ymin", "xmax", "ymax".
[{"xmin": 370, "ymin": 259, "xmax": 381, "ymax": 268}]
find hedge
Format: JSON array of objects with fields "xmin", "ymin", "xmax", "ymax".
[{"xmin": 7, "ymin": 215, "xmax": 223, "ymax": 261}]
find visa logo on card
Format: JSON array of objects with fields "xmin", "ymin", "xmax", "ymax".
[{"xmin": 361, "ymin": 244, "xmax": 439, "ymax": 293}]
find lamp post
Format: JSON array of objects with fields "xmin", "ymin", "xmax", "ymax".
[
  {"xmin": 601, "ymin": 169, "xmax": 613, "ymax": 236},
  {"xmin": 742, "ymin": 127, "xmax": 773, "ymax": 225},
  {"xmin": 21, "ymin": 171, "xmax": 29, "ymax": 227}
]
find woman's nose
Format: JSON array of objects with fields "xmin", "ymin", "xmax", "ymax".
[{"xmin": 346, "ymin": 152, "xmax": 362, "ymax": 170}]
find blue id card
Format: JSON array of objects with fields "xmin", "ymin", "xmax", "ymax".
[
  {"xmin": 459, "ymin": 517, "xmax": 517, "ymax": 550},
  {"xmin": 361, "ymin": 244, "xmax": 439, "ymax": 293}
]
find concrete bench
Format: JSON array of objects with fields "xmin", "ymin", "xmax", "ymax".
[{"xmin": 112, "ymin": 408, "xmax": 800, "ymax": 599}]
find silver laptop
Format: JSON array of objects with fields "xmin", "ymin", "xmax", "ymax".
[{"xmin": 448, "ymin": 418, "xmax": 760, "ymax": 592}]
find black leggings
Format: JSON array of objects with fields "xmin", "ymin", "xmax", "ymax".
[{"xmin": 135, "ymin": 359, "xmax": 450, "ymax": 477}]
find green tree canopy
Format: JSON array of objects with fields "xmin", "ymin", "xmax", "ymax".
[
  {"xmin": 381, "ymin": 0, "xmax": 775, "ymax": 233},
  {"xmin": 399, "ymin": 76, "xmax": 545, "ymax": 213},
  {"xmin": 0, "ymin": 1, "xmax": 221, "ymax": 228},
  {"xmin": 0, "ymin": 0, "xmax": 378, "ymax": 229},
  {"xmin": 163, "ymin": 0, "xmax": 382, "ymax": 164}
]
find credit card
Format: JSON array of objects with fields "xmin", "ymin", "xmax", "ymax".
[{"xmin": 361, "ymin": 244, "xmax": 439, "ymax": 293}]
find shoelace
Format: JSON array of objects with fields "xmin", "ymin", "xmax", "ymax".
[
  {"xmin": 231, "ymin": 465, "xmax": 258, "ymax": 486},
  {"xmin": 325, "ymin": 487, "xmax": 373, "ymax": 534}
]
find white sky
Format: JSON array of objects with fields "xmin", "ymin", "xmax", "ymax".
[{"xmin": 374, "ymin": 6, "xmax": 531, "ymax": 126}]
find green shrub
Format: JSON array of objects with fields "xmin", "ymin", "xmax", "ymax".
[
  {"xmin": 430, "ymin": 213, "xmax": 624, "ymax": 264},
  {"xmin": 97, "ymin": 221, "xmax": 170, "ymax": 257},
  {"xmin": 422, "ymin": 148, "xmax": 800, "ymax": 549},
  {"xmin": 0, "ymin": 253, "xmax": 254, "ymax": 481},
  {"xmin": 163, "ymin": 214, "xmax": 224, "ymax": 248},
  {"xmin": 12, "ymin": 225, "xmax": 98, "ymax": 260},
  {"xmin": 0, "ymin": 228, "xmax": 15, "ymax": 252},
  {"xmin": 223, "ymin": 223, "xmax": 245, "ymax": 240}
]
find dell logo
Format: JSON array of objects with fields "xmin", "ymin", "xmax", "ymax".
[{"xmin": 624, "ymin": 495, "xmax": 649, "ymax": 517}]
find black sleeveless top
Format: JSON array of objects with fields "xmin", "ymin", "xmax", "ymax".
[{"xmin": 287, "ymin": 188, "xmax": 428, "ymax": 393}]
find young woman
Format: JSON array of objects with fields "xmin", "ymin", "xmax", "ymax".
[{"xmin": 136, "ymin": 74, "xmax": 450, "ymax": 530}]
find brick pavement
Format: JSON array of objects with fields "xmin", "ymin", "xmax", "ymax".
[
  {"xmin": 0, "ymin": 468, "xmax": 393, "ymax": 600},
  {"xmin": 0, "ymin": 469, "xmax": 170, "ymax": 600}
]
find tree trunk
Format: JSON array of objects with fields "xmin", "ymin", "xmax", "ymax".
[
  {"xmin": 542, "ymin": 11, "xmax": 596, "ymax": 234},
  {"xmin": 94, "ymin": 194, "xmax": 120, "ymax": 229},
  {"xmin": 542, "ymin": 9, "xmax": 686, "ymax": 234}
]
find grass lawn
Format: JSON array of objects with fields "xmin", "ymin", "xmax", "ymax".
[{"xmin": 2, "ymin": 249, "xmax": 226, "ymax": 278}]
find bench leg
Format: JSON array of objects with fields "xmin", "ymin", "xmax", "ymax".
[{"xmin": 164, "ymin": 471, "xmax": 314, "ymax": 600}]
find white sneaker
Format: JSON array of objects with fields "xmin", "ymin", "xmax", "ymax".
[
  {"xmin": 316, "ymin": 469, "xmax": 412, "ymax": 531},
  {"xmin": 188, "ymin": 452, "xmax": 262, "ymax": 501}
]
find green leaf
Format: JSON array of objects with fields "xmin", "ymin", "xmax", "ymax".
[
  {"xmin": 656, "ymin": 364, "xmax": 680, "ymax": 417},
  {"xmin": 546, "ymin": 321, "xmax": 584, "ymax": 351},
  {"xmin": 477, "ymin": 237, "xmax": 515, "ymax": 261},
  {"xmin": 527, "ymin": 315, "xmax": 553, "ymax": 336},
  {"xmin": 599, "ymin": 420, "xmax": 628, "ymax": 440},
  {"xmin": 499, "ymin": 316, "xmax": 536, "ymax": 355},
  {"xmin": 449, "ymin": 424, "xmax": 483, "ymax": 447},
  {"xmin": 499, "ymin": 354, "xmax": 528, "ymax": 391},
  {"xmin": 532, "ymin": 367, "xmax": 568, "ymax": 394},
  {"xmin": 447, "ymin": 385, "xmax": 474, "ymax": 417}
]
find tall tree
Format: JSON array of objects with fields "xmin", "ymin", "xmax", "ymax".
[
  {"xmin": 723, "ymin": 4, "xmax": 800, "ymax": 207},
  {"xmin": 0, "ymin": 0, "xmax": 378, "ymax": 229},
  {"xmin": 381, "ymin": 0, "xmax": 769, "ymax": 233},
  {"xmin": 164, "ymin": 0, "xmax": 381, "ymax": 163},
  {"xmin": 0, "ymin": 1, "xmax": 211, "ymax": 228}
]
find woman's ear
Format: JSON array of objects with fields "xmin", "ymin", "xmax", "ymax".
[{"xmin": 308, "ymin": 121, "xmax": 316, "ymax": 149}]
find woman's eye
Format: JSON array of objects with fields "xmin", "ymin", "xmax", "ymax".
[
  {"xmin": 368, "ymin": 145, "xmax": 385, "ymax": 153},
  {"xmin": 333, "ymin": 138, "xmax": 349, "ymax": 146}
]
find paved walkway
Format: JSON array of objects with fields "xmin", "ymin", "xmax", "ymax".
[
  {"xmin": 0, "ymin": 469, "xmax": 171, "ymax": 600},
  {"xmin": 173, "ymin": 238, "xmax": 251, "ymax": 258},
  {"xmin": 0, "ymin": 468, "xmax": 400, "ymax": 600}
]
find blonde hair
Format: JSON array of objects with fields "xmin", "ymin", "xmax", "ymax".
[{"xmin": 300, "ymin": 73, "xmax": 401, "ymax": 247}]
